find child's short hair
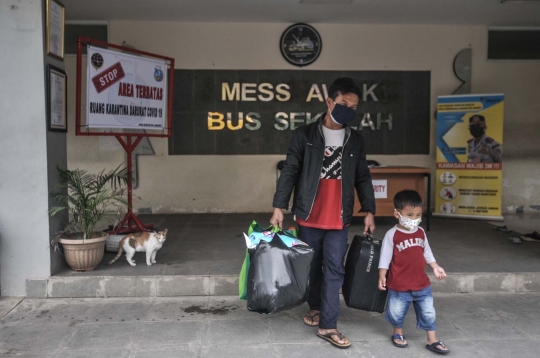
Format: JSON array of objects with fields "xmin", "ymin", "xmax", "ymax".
[{"xmin": 394, "ymin": 190, "xmax": 423, "ymax": 210}]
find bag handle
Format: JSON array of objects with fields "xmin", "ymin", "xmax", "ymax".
[{"xmin": 365, "ymin": 229, "xmax": 374, "ymax": 242}]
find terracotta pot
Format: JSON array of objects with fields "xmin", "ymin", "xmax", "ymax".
[{"xmin": 59, "ymin": 233, "xmax": 108, "ymax": 272}]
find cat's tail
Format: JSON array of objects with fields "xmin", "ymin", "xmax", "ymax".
[{"xmin": 108, "ymin": 237, "xmax": 127, "ymax": 265}]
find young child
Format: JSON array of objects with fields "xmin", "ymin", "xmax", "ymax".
[{"xmin": 378, "ymin": 189, "xmax": 450, "ymax": 354}]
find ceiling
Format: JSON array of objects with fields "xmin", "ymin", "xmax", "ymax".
[{"xmin": 63, "ymin": 0, "xmax": 540, "ymax": 26}]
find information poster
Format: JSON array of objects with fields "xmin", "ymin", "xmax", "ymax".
[
  {"xmin": 435, "ymin": 94, "xmax": 504, "ymax": 220},
  {"xmin": 86, "ymin": 46, "xmax": 167, "ymax": 129}
]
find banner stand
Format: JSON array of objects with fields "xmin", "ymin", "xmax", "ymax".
[
  {"xmin": 112, "ymin": 135, "xmax": 152, "ymax": 233},
  {"xmin": 75, "ymin": 37, "xmax": 175, "ymax": 234}
]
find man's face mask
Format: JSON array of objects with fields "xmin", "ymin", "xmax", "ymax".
[
  {"xmin": 469, "ymin": 124, "xmax": 485, "ymax": 138},
  {"xmin": 330, "ymin": 102, "xmax": 357, "ymax": 125}
]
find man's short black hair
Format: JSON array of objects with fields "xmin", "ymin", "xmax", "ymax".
[
  {"xmin": 394, "ymin": 189, "xmax": 423, "ymax": 209},
  {"xmin": 469, "ymin": 115, "xmax": 486, "ymax": 123},
  {"xmin": 328, "ymin": 77, "xmax": 361, "ymax": 101}
]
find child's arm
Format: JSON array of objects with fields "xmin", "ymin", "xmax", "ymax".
[
  {"xmin": 422, "ymin": 233, "xmax": 436, "ymax": 264},
  {"xmin": 428, "ymin": 262, "xmax": 447, "ymax": 280},
  {"xmin": 421, "ymin": 230, "xmax": 447, "ymax": 280},
  {"xmin": 378, "ymin": 230, "xmax": 394, "ymax": 291},
  {"xmin": 378, "ymin": 268, "xmax": 388, "ymax": 290}
]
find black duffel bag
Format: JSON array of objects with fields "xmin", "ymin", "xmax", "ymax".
[
  {"xmin": 343, "ymin": 234, "xmax": 388, "ymax": 313},
  {"xmin": 247, "ymin": 234, "xmax": 314, "ymax": 314}
]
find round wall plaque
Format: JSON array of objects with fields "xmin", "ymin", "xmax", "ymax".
[{"xmin": 280, "ymin": 23, "xmax": 322, "ymax": 67}]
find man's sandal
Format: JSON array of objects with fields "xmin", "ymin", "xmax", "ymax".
[
  {"xmin": 426, "ymin": 341, "xmax": 450, "ymax": 354},
  {"xmin": 316, "ymin": 331, "xmax": 352, "ymax": 349},
  {"xmin": 303, "ymin": 312, "xmax": 319, "ymax": 327},
  {"xmin": 392, "ymin": 334, "xmax": 408, "ymax": 348}
]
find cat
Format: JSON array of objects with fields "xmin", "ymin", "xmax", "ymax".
[{"xmin": 108, "ymin": 229, "xmax": 168, "ymax": 266}]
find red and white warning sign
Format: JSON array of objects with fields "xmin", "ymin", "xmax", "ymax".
[
  {"xmin": 91, "ymin": 62, "xmax": 125, "ymax": 93},
  {"xmin": 86, "ymin": 45, "xmax": 167, "ymax": 130}
]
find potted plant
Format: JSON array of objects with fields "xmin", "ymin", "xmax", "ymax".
[{"xmin": 49, "ymin": 166, "xmax": 129, "ymax": 271}]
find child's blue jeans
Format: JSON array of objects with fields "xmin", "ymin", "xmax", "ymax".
[{"xmin": 385, "ymin": 286, "xmax": 436, "ymax": 331}]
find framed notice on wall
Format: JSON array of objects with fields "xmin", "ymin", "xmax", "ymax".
[
  {"xmin": 48, "ymin": 65, "xmax": 68, "ymax": 132},
  {"xmin": 46, "ymin": 0, "xmax": 65, "ymax": 60}
]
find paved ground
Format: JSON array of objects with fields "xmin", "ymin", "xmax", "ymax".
[
  {"xmin": 1, "ymin": 293, "xmax": 539, "ymax": 357},
  {"xmin": 55, "ymin": 213, "xmax": 540, "ymax": 277}
]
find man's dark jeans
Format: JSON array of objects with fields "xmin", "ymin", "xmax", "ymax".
[{"xmin": 298, "ymin": 225, "xmax": 349, "ymax": 329}]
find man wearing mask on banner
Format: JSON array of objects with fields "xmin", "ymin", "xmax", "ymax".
[
  {"xmin": 271, "ymin": 77, "xmax": 376, "ymax": 349},
  {"xmin": 467, "ymin": 114, "xmax": 502, "ymax": 163}
]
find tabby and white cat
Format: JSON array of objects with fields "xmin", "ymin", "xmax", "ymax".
[{"xmin": 108, "ymin": 229, "xmax": 168, "ymax": 266}]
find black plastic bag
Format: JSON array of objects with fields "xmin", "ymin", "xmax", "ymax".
[
  {"xmin": 246, "ymin": 233, "xmax": 314, "ymax": 314},
  {"xmin": 343, "ymin": 234, "xmax": 388, "ymax": 313}
]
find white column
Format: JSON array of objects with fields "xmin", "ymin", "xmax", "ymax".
[{"xmin": 0, "ymin": 0, "xmax": 52, "ymax": 296}]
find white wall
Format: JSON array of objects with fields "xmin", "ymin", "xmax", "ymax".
[
  {"xmin": 65, "ymin": 21, "xmax": 540, "ymax": 214},
  {"xmin": 0, "ymin": 0, "xmax": 52, "ymax": 296}
]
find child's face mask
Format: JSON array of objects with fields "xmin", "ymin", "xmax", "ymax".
[{"xmin": 395, "ymin": 210, "xmax": 422, "ymax": 231}]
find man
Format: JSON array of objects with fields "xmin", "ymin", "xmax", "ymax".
[
  {"xmin": 467, "ymin": 115, "xmax": 502, "ymax": 163},
  {"xmin": 271, "ymin": 77, "xmax": 376, "ymax": 349}
]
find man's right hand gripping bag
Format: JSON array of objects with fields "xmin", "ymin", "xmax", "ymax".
[
  {"xmin": 247, "ymin": 231, "xmax": 314, "ymax": 314},
  {"xmin": 343, "ymin": 234, "xmax": 388, "ymax": 313}
]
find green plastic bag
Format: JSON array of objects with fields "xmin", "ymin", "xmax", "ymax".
[
  {"xmin": 239, "ymin": 221, "xmax": 297, "ymax": 300},
  {"xmin": 239, "ymin": 249, "xmax": 250, "ymax": 300}
]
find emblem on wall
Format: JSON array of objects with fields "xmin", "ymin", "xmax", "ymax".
[{"xmin": 280, "ymin": 23, "xmax": 322, "ymax": 67}]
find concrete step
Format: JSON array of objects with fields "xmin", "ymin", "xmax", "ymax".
[{"xmin": 26, "ymin": 272, "xmax": 540, "ymax": 298}]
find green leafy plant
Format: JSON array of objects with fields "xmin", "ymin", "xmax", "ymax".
[{"xmin": 49, "ymin": 166, "xmax": 130, "ymax": 242}]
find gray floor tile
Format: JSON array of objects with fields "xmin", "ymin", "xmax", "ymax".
[
  {"xmin": 210, "ymin": 259, "xmax": 243, "ymax": 275},
  {"xmin": 502, "ymin": 310, "xmax": 540, "ymax": 338},
  {"xmin": 434, "ymin": 339, "xmax": 487, "ymax": 358},
  {"xmin": 66, "ymin": 322, "xmax": 141, "ymax": 350},
  {"xmin": 145, "ymin": 297, "xmax": 209, "ymax": 322},
  {"xmin": 55, "ymin": 348, "xmax": 131, "ymax": 358},
  {"xmin": 430, "ymin": 293, "xmax": 485, "ymax": 316},
  {"xmin": 200, "ymin": 344, "xmax": 273, "ymax": 358},
  {"xmin": 401, "ymin": 314, "xmax": 467, "ymax": 341},
  {"xmin": 262, "ymin": 302, "xmax": 310, "ymax": 321},
  {"xmin": 272, "ymin": 342, "xmax": 350, "ymax": 358},
  {"xmin": 336, "ymin": 316, "xmax": 390, "ymax": 341},
  {"xmin": 0, "ymin": 324, "xmax": 76, "ymax": 353},
  {"xmin": 348, "ymin": 339, "xmax": 457, "ymax": 358},
  {"xmin": 207, "ymin": 297, "xmax": 263, "ymax": 320},
  {"xmin": 134, "ymin": 321, "xmax": 204, "ymax": 348},
  {"xmin": 268, "ymin": 315, "xmax": 320, "ymax": 344},
  {"xmin": 85, "ymin": 298, "xmax": 155, "ymax": 323},
  {"xmin": 473, "ymin": 338, "xmax": 537, "ymax": 358},
  {"xmin": 130, "ymin": 346, "xmax": 199, "ymax": 358},
  {"xmin": 338, "ymin": 304, "xmax": 386, "ymax": 321},
  {"xmin": 203, "ymin": 319, "xmax": 269, "ymax": 346},
  {"xmin": 26, "ymin": 299, "xmax": 94, "ymax": 326},
  {"xmin": 448, "ymin": 312, "xmax": 527, "ymax": 340},
  {"xmin": 0, "ymin": 297, "xmax": 23, "ymax": 320},
  {"xmin": 471, "ymin": 293, "xmax": 540, "ymax": 315},
  {"xmin": 0, "ymin": 299, "xmax": 45, "ymax": 327},
  {"xmin": 159, "ymin": 261, "xmax": 213, "ymax": 275},
  {"xmin": 0, "ymin": 352, "xmax": 56, "ymax": 358}
]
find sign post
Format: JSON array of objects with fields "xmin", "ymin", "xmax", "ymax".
[{"xmin": 76, "ymin": 37, "xmax": 175, "ymax": 233}]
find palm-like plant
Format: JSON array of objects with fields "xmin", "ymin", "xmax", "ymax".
[{"xmin": 49, "ymin": 166, "xmax": 130, "ymax": 241}]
